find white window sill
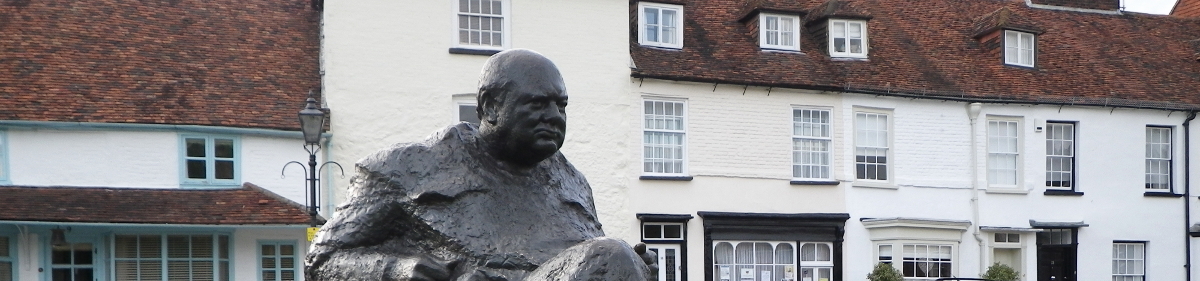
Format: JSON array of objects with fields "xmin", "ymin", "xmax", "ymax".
[
  {"xmin": 986, "ymin": 187, "xmax": 1029, "ymax": 194},
  {"xmin": 853, "ymin": 181, "xmax": 896, "ymax": 189},
  {"xmin": 639, "ymin": 44, "xmax": 683, "ymax": 51},
  {"xmin": 830, "ymin": 56, "xmax": 868, "ymax": 61}
]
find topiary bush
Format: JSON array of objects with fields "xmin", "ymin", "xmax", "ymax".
[
  {"xmin": 981, "ymin": 263, "xmax": 1020, "ymax": 281},
  {"xmin": 867, "ymin": 262, "xmax": 903, "ymax": 281}
]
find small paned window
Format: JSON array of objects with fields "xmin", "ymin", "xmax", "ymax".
[
  {"xmin": 259, "ymin": 242, "xmax": 298, "ymax": 281},
  {"xmin": 994, "ymin": 233, "xmax": 1020, "ymax": 244},
  {"xmin": 1046, "ymin": 122, "xmax": 1075, "ymax": 189},
  {"xmin": 877, "ymin": 244, "xmax": 892, "ymax": 265},
  {"xmin": 854, "ymin": 111, "xmax": 890, "ymax": 181},
  {"xmin": 639, "ymin": 3, "xmax": 684, "ymax": 49},
  {"xmin": 988, "ymin": 119, "xmax": 1020, "ymax": 188},
  {"xmin": 760, "ymin": 14, "xmax": 799, "ymax": 51},
  {"xmin": 181, "ymin": 135, "xmax": 239, "ymax": 186},
  {"xmin": 1112, "ymin": 242, "xmax": 1145, "ymax": 281},
  {"xmin": 902, "ymin": 244, "xmax": 953, "ymax": 279},
  {"xmin": 642, "ymin": 223, "xmax": 684, "ymax": 241},
  {"xmin": 0, "ymin": 236, "xmax": 13, "ymax": 281},
  {"xmin": 1146, "ymin": 127, "xmax": 1172, "ymax": 191},
  {"xmin": 793, "ymin": 108, "xmax": 832, "ymax": 180},
  {"xmin": 1004, "ymin": 30, "xmax": 1035, "ymax": 67},
  {"xmin": 455, "ymin": 0, "xmax": 507, "ymax": 49},
  {"xmin": 643, "ymin": 100, "xmax": 686, "ymax": 175},
  {"xmin": 1036, "ymin": 228, "xmax": 1074, "ymax": 245},
  {"xmin": 713, "ymin": 241, "xmax": 797, "ymax": 281},
  {"xmin": 799, "ymin": 243, "xmax": 834, "ymax": 281},
  {"xmin": 829, "ymin": 19, "xmax": 867, "ymax": 58},
  {"xmin": 458, "ymin": 103, "xmax": 480, "ymax": 125}
]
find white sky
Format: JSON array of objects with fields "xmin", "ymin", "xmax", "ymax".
[{"xmin": 1124, "ymin": 0, "xmax": 1177, "ymax": 14}]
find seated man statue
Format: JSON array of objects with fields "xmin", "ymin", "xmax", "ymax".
[{"xmin": 305, "ymin": 49, "xmax": 654, "ymax": 281}]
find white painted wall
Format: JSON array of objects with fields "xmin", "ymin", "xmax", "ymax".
[
  {"xmin": 841, "ymin": 94, "xmax": 1193, "ymax": 281},
  {"xmin": 5, "ymin": 128, "xmax": 317, "ymax": 205}
]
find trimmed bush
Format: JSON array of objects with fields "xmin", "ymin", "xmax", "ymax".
[
  {"xmin": 867, "ymin": 262, "xmax": 903, "ymax": 281},
  {"xmin": 981, "ymin": 263, "xmax": 1020, "ymax": 281}
]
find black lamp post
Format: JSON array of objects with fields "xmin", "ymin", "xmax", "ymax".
[{"xmin": 287, "ymin": 91, "xmax": 342, "ymax": 228}]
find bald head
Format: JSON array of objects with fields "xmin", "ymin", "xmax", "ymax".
[{"xmin": 474, "ymin": 49, "xmax": 569, "ymax": 167}]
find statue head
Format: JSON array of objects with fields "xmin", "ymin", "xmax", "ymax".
[{"xmin": 476, "ymin": 49, "xmax": 568, "ymax": 168}]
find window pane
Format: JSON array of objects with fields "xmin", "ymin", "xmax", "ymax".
[
  {"xmin": 186, "ymin": 138, "xmax": 206, "ymax": 157},
  {"xmin": 187, "ymin": 160, "xmax": 207, "ymax": 179},
  {"xmin": 214, "ymin": 139, "xmax": 234, "ymax": 158},
  {"xmin": 714, "ymin": 242, "xmax": 734, "ymax": 264},
  {"xmin": 215, "ymin": 160, "xmax": 234, "ymax": 180},
  {"xmin": 643, "ymin": 225, "xmax": 662, "ymax": 239},
  {"xmin": 663, "ymin": 224, "xmax": 682, "ymax": 239}
]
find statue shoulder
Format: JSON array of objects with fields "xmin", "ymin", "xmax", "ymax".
[{"xmin": 350, "ymin": 123, "xmax": 481, "ymax": 196}]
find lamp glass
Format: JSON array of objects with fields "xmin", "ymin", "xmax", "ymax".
[{"xmin": 299, "ymin": 108, "xmax": 326, "ymax": 144}]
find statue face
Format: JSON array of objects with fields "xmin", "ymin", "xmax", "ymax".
[{"xmin": 490, "ymin": 73, "xmax": 568, "ymax": 165}]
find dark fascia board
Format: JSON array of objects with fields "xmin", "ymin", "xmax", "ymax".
[
  {"xmin": 738, "ymin": 8, "xmax": 809, "ymax": 23},
  {"xmin": 1043, "ymin": 190, "xmax": 1084, "ymax": 196},
  {"xmin": 1029, "ymin": 220, "xmax": 1089, "ymax": 228},
  {"xmin": 699, "ymin": 212, "xmax": 850, "ymax": 225},
  {"xmin": 630, "ymin": 0, "xmax": 687, "ymax": 5},
  {"xmin": 1145, "ymin": 192, "xmax": 1185, "ymax": 198},
  {"xmin": 637, "ymin": 213, "xmax": 695, "ymax": 222}
]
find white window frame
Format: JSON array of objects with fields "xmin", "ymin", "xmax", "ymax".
[
  {"xmin": 1003, "ymin": 30, "xmax": 1035, "ymax": 67},
  {"xmin": 452, "ymin": 0, "xmax": 510, "ymax": 50},
  {"xmin": 1146, "ymin": 126, "xmax": 1173, "ymax": 192},
  {"xmin": 759, "ymin": 13, "xmax": 800, "ymax": 51},
  {"xmin": 828, "ymin": 19, "xmax": 868, "ymax": 58},
  {"xmin": 798, "ymin": 242, "xmax": 834, "ymax": 281},
  {"xmin": 853, "ymin": 108, "xmax": 893, "ymax": 186},
  {"xmin": 641, "ymin": 222, "xmax": 685, "ymax": 241},
  {"xmin": 642, "ymin": 98, "xmax": 687, "ymax": 176},
  {"xmin": 1112, "ymin": 242, "xmax": 1145, "ymax": 281},
  {"xmin": 111, "ymin": 234, "xmax": 231, "ymax": 281},
  {"xmin": 638, "ymin": 2, "xmax": 684, "ymax": 49},
  {"xmin": 180, "ymin": 135, "xmax": 241, "ymax": 187},
  {"xmin": 1045, "ymin": 122, "xmax": 1075, "ymax": 190},
  {"xmin": 793, "ymin": 107, "xmax": 833, "ymax": 180},
  {"xmin": 987, "ymin": 117, "xmax": 1022, "ymax": 190},
  {"xmin": 452, "ymin": 93, "xmax": 479, "ymax": 125},
  {"xmin": 712, "ymin": 241, "xmax": 798, "ymax": 281}
]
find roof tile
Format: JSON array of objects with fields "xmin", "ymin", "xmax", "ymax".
[{"xmin": 0, "ymin": 183, "xmax": 313, "ymax": 225}]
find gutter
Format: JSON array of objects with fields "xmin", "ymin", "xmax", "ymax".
[
  {"xmin": 0, "ymin": 220, "xmax": 312, "ymax": 228},
  {"xmin": 629, "ymin": 74, "xmax": 1200, "ymax": 112},
  {"xmin": 0, "ymin": 120, "xmax": 331, "ymax": 139},
  {"xmin": 1185, "ymin": 111, "xmax": 1197, "ymax": 281}
]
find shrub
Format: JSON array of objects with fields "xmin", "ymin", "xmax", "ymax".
[
  {"xmin": 867, "ymin": 262, "xmax": 903, "ymax": 281},
  {"xmin": 981, "ymin": 263, "xmax": 1020, "ymax": 281}
]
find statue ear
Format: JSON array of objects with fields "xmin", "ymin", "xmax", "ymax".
[{"xmin": 480, "ymin": 93, "xmax": 500, "ymax": 124}]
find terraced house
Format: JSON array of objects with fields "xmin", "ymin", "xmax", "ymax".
[{"xmin": 0, "ymin": 0, "xmax": 323, "ymax": 281}]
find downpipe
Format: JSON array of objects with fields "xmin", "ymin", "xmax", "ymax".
[
  {"xmin": 1184, "ymin": 111, "xmax": 1196, "ymax": 281},
  {"xmin": 967, "ymin": 103, "xmax": 985, "ymax": 274}
]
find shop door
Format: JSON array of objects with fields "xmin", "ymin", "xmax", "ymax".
[{"xmin": 1036, "ymin": 228, "xmax": 1077, "ymax": 281}]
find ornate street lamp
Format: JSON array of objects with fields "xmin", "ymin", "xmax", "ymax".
[{"xmin": 285, "ymin": 91, "xmax": 343, "ymax": 229}]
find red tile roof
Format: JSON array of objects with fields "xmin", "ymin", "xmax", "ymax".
[
  {"xmin": 0, "ymin": 0, "xmax": 320, "ymax": 130},
  {"xmin": 1175, "ymin": 0, "xmax": 1200, "ymax": 18},
  {"xmin": 631, "ymin": 0, "xmax": 1200, "ymax": 110},
  {"xmin": 0, "ymin": 183, "xmax": 313, "ymax": 225}
]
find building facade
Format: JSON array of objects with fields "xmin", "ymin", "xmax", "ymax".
[
  {"xmin": 322, "ymin": 0, "xmax": 1200, "ymax": 281},
  {"xmin": 0, "ymin": 0, "xmax": 324, "ymax": 280}
]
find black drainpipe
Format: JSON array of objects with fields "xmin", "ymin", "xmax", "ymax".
[{"xmin": 1185, "ymin": 111, "xmax": 1196, "ymax": 281}]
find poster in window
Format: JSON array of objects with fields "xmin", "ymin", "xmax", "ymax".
[
  {"xmin": 760, "ymin": 270, "xmax": 771, "ymax": 281},
  {"xmin": 784, "ymin": 265, "xmax": 795, "ymax": 281},
  {"xmin": 720, "ymin": 265, "xmax": 731, "ymax": 281},
  {"xmin": 741, "ymin": 268, "xmax": 754, "ymax": 280}
]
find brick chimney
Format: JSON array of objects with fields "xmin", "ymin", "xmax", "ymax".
[
  {"xmin": 1029, "ymin": 0, "xmax": 1120, "ymax": 11},
  {"xmin": 1173, "ymin": 0, "xmax": 1200, "ymax": 17}
]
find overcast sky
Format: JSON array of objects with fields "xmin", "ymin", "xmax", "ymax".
[{"xmin": 1124, "ymin": 0, "xmax": 1177, "ymax": 14}]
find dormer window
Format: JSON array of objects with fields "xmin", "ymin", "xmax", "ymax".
[
  {"xmin": 829, "ymin": 19, "xmax": 867, "ymax": 58},
  {"xmin": 760, "ymin": 13, "xmax": 800, "ymax": 51},
  {"xmin": 1004, "ymin": 30, "xmax": 1035, "ymax": 67},
  {"xmin": 639, "ymin": 2, "xmax": 684, "ymax": 49}
]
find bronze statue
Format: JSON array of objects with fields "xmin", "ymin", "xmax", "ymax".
[{"xmin": 305, "ymin": 49, "xmax": 655, "ymax": 281}]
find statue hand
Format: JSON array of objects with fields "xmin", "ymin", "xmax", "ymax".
[
  {"xmin": 389, "ymin": 254, "xmax": 452, "ymax": 281},
  {"xmin": 633, "ymin": 243, "xmax": 659, "ymax": 281}
]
